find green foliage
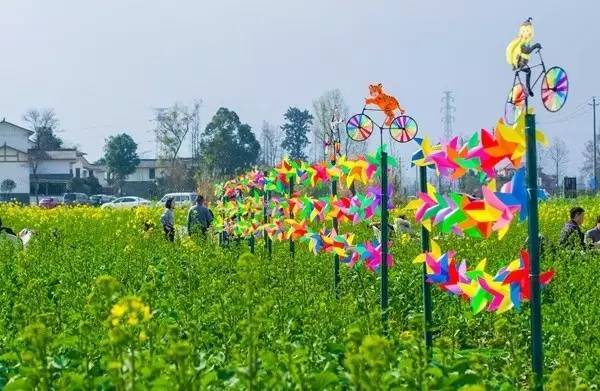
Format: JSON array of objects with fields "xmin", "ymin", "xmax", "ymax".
[
  {"xmin": 0, "ymin": 179, "xmax": 16, "ymax": 194},
  {"xmin": 200, "ymin": 108, "xmax": 261, "ymax": 179},
  {"xmin": 281, "ymin": 107, "xmax": 313, "ymax": 160},
  {"xmin": 68, "ymin": 176, "xmax": 103, "ymax": 195},
  {"xmin": 0, "ymin": 198, "xmax": 598, "ymax": 388},
  {"xmin": 103, "ymin": 133, "xmax": 140, "ymax": 191}
]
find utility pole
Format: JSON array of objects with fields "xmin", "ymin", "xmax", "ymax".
[
  {"xmin": 589, "ymin": 97, "xmax": 599, "ymax": 192},
  {"xmin": 441, "ymin": 91, "xmax": 456, "ymax": 191}
]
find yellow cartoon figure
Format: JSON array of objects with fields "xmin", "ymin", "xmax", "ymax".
[{"xmin": 506, "ymin": 18, "xmax": 542, "ymax": 97}]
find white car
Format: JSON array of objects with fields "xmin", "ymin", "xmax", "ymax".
[
  {"xmin": 158, "ymin": 192, "xmax": 197, "ymax": 207},
  {"xmin": 101, "ymin": 196, "xmax": 151, "ymax": 209}
]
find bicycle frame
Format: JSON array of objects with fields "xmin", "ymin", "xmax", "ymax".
[
  {"xmin": 513, "ymin": 50, "xmax": 547, "ymax": 95},
  {"xmin": 361, "ymin": 106, "xmax": 387, "ymax": 146}
]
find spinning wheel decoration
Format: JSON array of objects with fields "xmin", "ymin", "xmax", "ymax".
[
  {"xmin": 346, "ymin": 114, "xmax": 375, "ymax": 142},
  {"xmin": 541, "ymin": 66, "xmax": 568, "ymax": 112},
  {"xmin": 505, "ymin": 83, "xmax": 526, "ymax": 125},
  {"xmin": 389, "ymin": 115, "xmax": 418, "ymax": 143}
]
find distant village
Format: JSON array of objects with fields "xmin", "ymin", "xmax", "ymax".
[{"xmin": 0, "ymin": 118, "xmax": 195, "ymax": 204}]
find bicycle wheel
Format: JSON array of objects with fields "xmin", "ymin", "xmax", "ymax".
[
  {"xmin": 504, "ymin": 82, "xmax": 526, "ymax": 125},
  {"xmin": 389, "ymin": 115, "xmax": 418, "ymax": 143},
  {"xmin": 541, "ymin": 66, "xmax": 568, "ymax": 112},
  {"xmin": 346, "ymin": 113, "xmax": 374, "ymax": 142}
]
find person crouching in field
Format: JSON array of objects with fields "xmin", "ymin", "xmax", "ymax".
[
  {"xmin": 161, "ymin": 198, "xmax": 175, "ymax": 242},
  {"xmin": 559, "ymin": 206, "xmax": 585, "ymax": 249},
  {"xmin": 188, "ymin": 195, "xmax": 213, "ymax": 238},
  {"xmin": 584, "ymin": 215, "xmax": 600, "ymax": 248}
]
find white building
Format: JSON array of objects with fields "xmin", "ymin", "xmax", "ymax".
[
  {"xmin": 0, "ymin": 120, "xmax": 33, "ymax": 202},
  {"xmin": 0, "ymin": 118, "xmax": 108, "ymax": 204},
  {"xmin": 121, "ymin": 158, "xmax": 196, "ymax": 198}
]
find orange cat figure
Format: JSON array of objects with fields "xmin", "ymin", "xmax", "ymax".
[{"xmin": 364, "ymin": 83, "xmax": 406, "ymax": 127}]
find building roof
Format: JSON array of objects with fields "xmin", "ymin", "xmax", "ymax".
[
  {"xmin": 35, "ymin": 149, "xmax": 78, "ymax": 161},
  {"xmin": 1, "ymin": 142, "xmax": 28, "ymax": 155},
  {"xmin": 0, "ymin": 118, "xmax": 34, "ymax": 135},
  {"xmin": 136, "ymin": 157, "xmax": 196, "ymax": 169}
]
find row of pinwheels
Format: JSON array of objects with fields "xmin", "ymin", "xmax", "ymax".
[
  {"xmin": 409, "ymin": 113, "xmax": 555, "ymax": 314},
  {"xmin": 413, "ymin": 242, "xmax": 554, "ymax": 313},
  {"xmin": 406, "ymin": 168, "xmax": 546, "ymax": 239},
  {"xmin": 213, "ymin": 147, "xmax": 397, "ymax": 272},
  {"xmin": 411, "ymin": 115, "xmax": 547, "ymax": 181},
  {"xmin": 215, "ymin": 147, "xmax": 397, "ymax": 201}
]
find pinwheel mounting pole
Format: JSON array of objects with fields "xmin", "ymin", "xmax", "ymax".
[
  {"xmin": 346, "ymin": 107, "xmax": 419, "ymax": 334},
  {"xmin": 419, "ymin": 166, "xmax": 433, "ymax": 354},
  {"xmin": 329, "ymin": 109, "xmax": 343, "ymax": 295},
  {"xmin": 263, "ymin": 171, "xmax": 272, "ymax": 259},
  {"xmin": 525, "ymin": 111, "xmax": 543, "ymax": 391}
]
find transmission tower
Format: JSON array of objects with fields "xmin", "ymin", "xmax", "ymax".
[
  {"xmin": 190, "ymin": 100, "xmax": 203, "ymax": 161},
  {"xmin": 440, "ymin": 91, "xmax": 456, "ymax": 191},
  {"xmin": 441, "ymin": 91, "xmax": 456, "ymax": 142}
]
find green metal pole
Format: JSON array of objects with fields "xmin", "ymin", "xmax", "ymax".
[
  {"xmin": 266, "ymin": 189, "xmax": 272, "ymax": 259},
  {"xmin": 263, "ymin": 194, "xmax": 268, "ymax": 250},
  {"xmin": 380, "ymin": 150, "xmax": 389, "ymax": 335},
  {"xmin": 331, "ymin": 151, "xmax": 340, "ymax": 294},
  {"xmin": 419, "ymin": 166, "xmax": 433, "ymax": 354},
  {"xmin": 525, "ymin": 113, "xmax": 544, "ymax": 390},
  {"xmin": 289, "ymin": 176, "xmax": 295, "ymax": 258},
  {"xmin": 332, "ymin": 177, "xmax": 340, "ymax": 293}
]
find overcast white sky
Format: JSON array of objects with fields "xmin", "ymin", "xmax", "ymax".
[{"xmin": 0, "ymin": 0, "xmax": 597, "ymax": 178}]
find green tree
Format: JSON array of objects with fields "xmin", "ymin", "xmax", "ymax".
[
  {"xmin": 23, "ymin": 108, "xmax": 63, "ymax": 150},
  {"xmin": 67, "ymin": 177, "xmax": 103, "ymax": 195},
  {"xmin": 103, "ymin": 134, "xmax": 140, "ymax": 194},
  {"xmin": 200, "ymin": 108, "xmax": 261, "ymax": 178},
  {"xmin": 281, "ymin": 107, "xmax": 312, "ymax": 160},
  {"xmin": 0, "ymin": 179, "xmax": 16, "ymax": 193}
]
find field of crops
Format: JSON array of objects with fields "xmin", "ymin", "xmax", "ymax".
[{"xmin": 0, "ymin": 198, "xmax": 599, "ymax": 390}]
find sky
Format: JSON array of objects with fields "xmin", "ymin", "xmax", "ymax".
[{"xmin": 1, "ymin": 0, "xmax": 597, "ymax": 180}]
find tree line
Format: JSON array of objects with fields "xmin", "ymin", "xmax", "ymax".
[
  {"xmin": 18, "ymin": 90, "xmax": 591, "ymax": 199},
  {"xmin": 19, "ymin": 89, "xmax": 365, "ymax": 196}
]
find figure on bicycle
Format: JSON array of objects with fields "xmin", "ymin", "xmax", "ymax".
[{"xmin": 506, "ymin": 17, "xmax": 542, "ymax": 97}]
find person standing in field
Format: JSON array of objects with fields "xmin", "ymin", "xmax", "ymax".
[
  {"xmin": 559, "ymin": 206, "xmax": 585, "ymax": 249},
  {"xmin": 188, "ymin": 195, "xmax": 213, "ymax": 237},
  {"xmin": 161, "ymin": 198, "xmax": 175, "ymax": 242}
]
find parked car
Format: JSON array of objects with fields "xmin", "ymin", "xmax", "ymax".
[
  {"xmin": 90, "ymin": 194, "xmax": 116, "ymax": 206},
  {"xmin": 158, "ymin": 192, "xmax": 198, "ymax": 208},
  {"xmin": 62, "ymin": 193, "xmax": 91, "ymax": 206},
  {"xmin": 101, "ymin": 196, "xmax": 151, "ymax": 209},
  {"xmin": 39, "ymin": 197, "xmax": 59, "ymax": 209}
]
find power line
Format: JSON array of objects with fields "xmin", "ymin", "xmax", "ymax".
[
  {"xmin": 589, "ymin": 97, "xmax": 599, "ymax": 192},
  {"xmin": 537, "ymin": 104, "xmax": 591, "ymax": 124}
]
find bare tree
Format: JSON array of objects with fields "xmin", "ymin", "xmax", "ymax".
[
  {"xmin": 582, "ymin": 135, "xmax": 600, "ymax": 181},
  {"xmin": 154, "ymin": 102, "xmax": 200, "ymax": 166},
  {"xmin": 22, "ymin": 109, "xmax": 62, "ymax": 149},
  {"xmin": 259, "ymin": 121, "xmax": 280, "ymax": 167},
  {"xmin": 23, "ymin": 108, "xmax": 63, "ymax": 202},
  {"xmin": 312, "ymin": 89, "xmax": 366, "ymax": 161},
  {"xmin": 153, "ymin": 102, "xmax": 200, "ymax": 191},
  {"xmin": 547, "ymin": 137, "xmax": 569, "ymax": 193}
]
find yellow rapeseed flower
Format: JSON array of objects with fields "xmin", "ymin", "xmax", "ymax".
[
  {"xmin": 111, "ymin": 303, "xmax": 127, "ymax": 318},
  {"xmin": 127, "ymin": 314, "xmax": 139, "ymax": 326}
]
